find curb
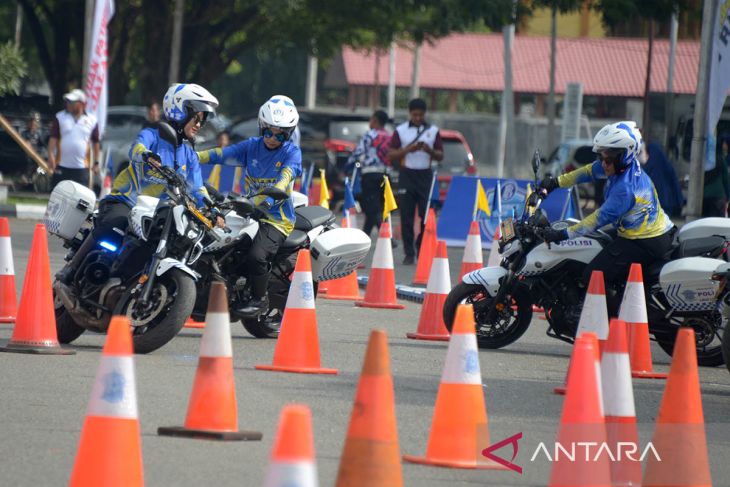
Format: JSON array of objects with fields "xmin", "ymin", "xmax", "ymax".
[
  {"xmin": 0, "ymin": 203, "xmax": 47, "ymax": 220},
  {"xmin": 356, "ymin": 276, "xmax": 427, "ymax": 304}
]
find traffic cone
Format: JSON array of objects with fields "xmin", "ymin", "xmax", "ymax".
[
  {"xmin": 413, "ymin": 208, "xmax": 438, "ymax": 285},
  {"xmin": 263, "ymin": 404, "xmax": 319, "ymax": 487},
  {"xmin": 158, "ymin": 282, "xmax": 262, "ymax": 440},
  {"xmin": 486, "ymin": 226, "xmax": 501, "ymax": 267},
  {"xmin": 336, "ymin": 329, "xmax": 403, "ymax": 486},
  {"xmin": 643, "ymin": 328, "xmax": 711, "ymax": 487},
  {"xmin": 321, "ymin": 218, "xmax": 362, "ymax": 301},
  {"xmin": 69, "ymin": 316, "xmax": 143, "ymax": 486},
  {"xmin": 183, "ymin": 316, "xmax": 205, "ymax": 329},
  {"xmin": 256, "ymin": 249, "xmax": 338, "ymax": 374},
  {"xmin": 554, "ymin": 331, "xmax": 601, "ymax": 396},
  {"xmin": 407, "ymin": 240, "xmax": 451, "ymax": 341},
  {"xmin": 459, "ymin": 220, "xmax": 483, "ymax": 280},
  {"xmin": 0, "ymin": 217, "xmax": 17, "ymax": 323},
  {"xmin": 548, "ymin": 335, "xmax": 611, "ymax": 487},
  {"xmin": 619, "ymin": 263, "xmax": 667, "ymax": 379},
  {"xmin": 0, "ymin": 223, "xmax": 74, "ymax": 355},
  {"xmin": 356, "ymin": 221, "xmax": 405, "ymax": 310},
  {"xmin": 554, "ymin": 271, "xmax": 608, "ymax": 394},
  {"xmin": 100, "ymin": 173, "xmax": 112, "ymax": 198},
  {"xmin": 601, "ymin": 319, "xmax": 642, "ymax": 486},
  {"xmin": 404, "ymin": 304, "xmax": 507, "ymax": 469}
]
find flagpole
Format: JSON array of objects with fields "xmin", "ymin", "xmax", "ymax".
[
  {"xmin": 350, "ymin": 165, "xmax": 359, "ymax": 191},
  {"xmin": 423, "ymin": 168, "xmax": 437, "ymax": 224},
  {"xmin": 472, "ymin": 180, "xmax": 479, "ymax": 221}
]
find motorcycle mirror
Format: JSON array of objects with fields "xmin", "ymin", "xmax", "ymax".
[
  {"xmin": 205, "ymin": 183, "xmax": 225, "ymax": 203},
  {"xmin": 158, "ymin": 122, "xmax": 178, "ymax": 147},
  {"xmin": 531, "ymin": 149, "xmax": 541, "ymax": 178},
  {"xmin": 257, "ymin": 186, "xmax": 288, "ymax": 201}
]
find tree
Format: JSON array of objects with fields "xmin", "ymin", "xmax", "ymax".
[{"xmin": 0, "ymin": 42, "xmax": 28, "ymax": 96}]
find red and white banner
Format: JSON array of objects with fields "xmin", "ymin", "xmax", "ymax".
[{"xmin": 84, "ymin": 0, "xmax": 115, "ymax": 136}]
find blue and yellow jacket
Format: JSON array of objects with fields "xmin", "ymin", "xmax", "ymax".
[
  {"xmin": 557, "ymin": 160, "xmax": 674, "ymax": 239},
  {"xmin": 107, "ymin": 128, "xmax": 208, "ymax": 208},
  {"xmin": 197, "ymin": 137, "xmax": 302, "ymax": 235}
]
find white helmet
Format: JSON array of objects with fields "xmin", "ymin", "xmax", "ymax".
[
  {"xmin": 163, "ymin": 83, "xmax": 219, "ymax": 126},
  {"xmin": 592, "ymin": 121, "xmax": 643, "ymax": 169},
  {"xmin": 258, "ymin": 95, "xmax": 299, "ymax": 137}
]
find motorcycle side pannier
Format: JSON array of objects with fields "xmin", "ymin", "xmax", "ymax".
[
  {"xmin": 659, "ymin": 256, "xmax": 723, "ymax": 312},
  {"xmin": 310, "ymin": 228, "xmax": 371, "ymax": 281},
  {"xmin": 43, "ymin": 180, "xmax": 96, "ymax": 240}
]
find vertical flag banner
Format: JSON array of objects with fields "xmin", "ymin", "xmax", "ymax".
[
  {"xmin": 84, "ymin": 0, "xmax": 115, "ymax": 136},
  {"xmin": 473, "ymin": 179, "xmax": 491, "ymax": 221},
  {"xmin": 206, "ymin": 165, "xmax": 221, "ymax": 191},
  {"xmin": 382, "ymin": 175, "xmax": 398, "ymax": 221},
  {"xmin": 707, "ymin": 1, "xmax": 730, "ymax": 170},
  {"xmin": 319, "ymin": 168, "xmax": 330, "ymax": 209},
  {"xmin": 343, "ymin": 177, "xmax": 357, "ymax": 226}
]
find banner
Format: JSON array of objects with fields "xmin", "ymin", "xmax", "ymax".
[
  {"xmin": 437, "ymin": 176, "xmax": 575, "ymax": 248},
  {"xmin": 84, "ymin": 0, "xmax": 115, "ymax": 136},
  {"xmin": 706, "ymin": 1, "xmax": 730, "ymax": 170}
]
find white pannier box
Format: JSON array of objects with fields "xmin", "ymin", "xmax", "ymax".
[
  {"xmin": 659, "ymin": 256, "xmax": 723, "ymax": 312},
  {"xmin": 311, "ymin": 227, "xmax": 371, "ymax": 282},
  {"xmin": 43, "ymin": 180, "xmax": 96, "ymax": 240}
]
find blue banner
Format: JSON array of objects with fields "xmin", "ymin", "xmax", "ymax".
[{"xmin": 436, "ymin": 176, "xmax": 576, "ymax": 248}]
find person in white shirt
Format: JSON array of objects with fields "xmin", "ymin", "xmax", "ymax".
[
  {"xmin": 387, "ymin": 98, "xmax": 443, "ymax": 265},
  {"xmin": 48, "ymin": 89, "xmax": 100, "ymax": 189}
]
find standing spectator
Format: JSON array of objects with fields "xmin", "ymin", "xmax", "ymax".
[
  {"xmin": 142, "ymin": 101, "xmax": 161, "ymax": 129},
  {"xmin": 346, "ymin": 109, "xmax": 391, "ymax": 237},
  {"xmin": 19, "ymin": 111, "xmax": 47, "ymax": 183},
  {"xmin": 641, "ymin": 140, "xmax": 684, "ymax": 218},
  {"xmin": 48, "ymin": 89, "xmax": 100, "ymax": 189},
  {"xmin": 703, "ymin": 135, "xmax": 730, "ymax": 217},
  {"xmin": 387, "ymin": 98, "xmax": 443, "ymax": 265}
]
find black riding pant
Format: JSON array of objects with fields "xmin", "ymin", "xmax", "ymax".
[
  {"xmin": 52, "ymin": 167, "xmax": 89, "ymax": 189},
  {"xmin": 360, "ymin": 172, "xmax": 385, "ymax": 237},
  {"xmin": 245, "ymin": 222, "xmax": 287, "ymax": 278},
  {"xmin": 399, "ymin": 168, "xmax": 432, "ymax": 257},
  {"xmin": 582, "ymin": 228, "xmax": 676, "ymax": 316}
]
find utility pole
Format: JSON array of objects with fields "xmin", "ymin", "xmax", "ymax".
[
  {"xmin": 665, "ymin": 12, "xmax": 678, "ymax": 149},
  {"xmin": 387, "ymin": 42, "xmax": 396, "ymax": 117},
  {"xmin": 305, "ymin": 54, "xmax": 318, "ymax": 109},
  {"xmin": 687, "ymin": 0, "xmax": 718, "ymax": 220},
  {"xmin": 497, "ymin": 22, "xmax": 515, "ymax": 179},
  {"xmin": 14, "ymin": 3, "xmax": 22, "ymax": 47},
  {"xmin": 546, "ymin": 5, "xmax": 557, "ymax": 154},
  {"xmin": 410, "ymin": 41, "xmax": 421, "ymax": 100},
  {"xmin": 642, "ymin": 20, "xmax": 655, "ymax": 138},
  {"xmin": 83, "ymin": 0, "xmax": 95, "ymax": 82},
  {"xmin": 168, "ymin": 0, "xmax": 184, "ymax": 85}
]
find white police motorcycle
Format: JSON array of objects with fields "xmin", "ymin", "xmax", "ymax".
[{"xmin": 443, "ymin": 152, "xmax": 729, "ymax": 366}]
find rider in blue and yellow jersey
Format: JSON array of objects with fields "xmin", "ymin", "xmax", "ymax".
[
  {"xmin": 56, "ymin": 83, "xmax": 222, "ymax": 287},
  {"xmin": 539, "ymin": 121, "xmax": 676, "ymax": 316},
  {"xmin": 197, "ymin": 95, "xmax": 302, "ymax": 317}
]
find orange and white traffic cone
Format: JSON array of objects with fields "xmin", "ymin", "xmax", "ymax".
[
  {"xmin": 601, "ymin": 318, "xmax": 642, "ymax": 486},
  {"xmin": 486, "ymin": 226, "xmax": 501, "ymax": 267},
  {"xmin": 263, "ymin": 404, "xmax": 319, "ymax": 487},
  {"xmin": 69, "ymin": 316, "xmax": 143, "ymax": 486},
  {"xmin": 404, "ymin": 304, "xmax": 507, "ymax": 469},
  {"xmin": 336, "ymin": 329, "xmax": 403, "ymax": 486},
  {"xmin": 619, "ymin": 263, "xmax": 667, "ymax": 379},
  {"xmin": 413, "ymin": 208, "xmax": 438, "ymax": 285},
  {"xmin": 0, "ymin": 223, "xmax": 74, "ymax": 355},
  {"xmin": 548, "ymin": 334, "xmax": 611, "ymax": 487},
  {"xmin": 256, "ymin": 249, "xmax": 338, "ymax": 374},
  {"xmin": 642, "ymin": 328, "xmax": 712, "ymax": 487},
  {"xmin": 158, "ymin": 282, "xmax": 262, "ymax": 440},
  {"xmin": 459, "ymin": 220, "xmax": 483, "ymax": 281},
  {"xmin": 100, "ymin": 173, "xmax": 112, "ymax": 198},
  {"xmin": 554, "ymin": 271, "xmax": 609, "ymax": 394},
  {"xmin": 407, "ymin": 240, "xmax": 451, "ymax": 341},
  {"xmin": 321, "ymin": 218, "xmax": 362, "ymax": 301},
  {"xmin": 0, "ymin": 217, "xmax": 17, "ymax": 323},
  {"xmin": 183, "ymin": 316, "xmax": 205, "ymax": 329},
  {"xmin": 356, "ymin": 221, "xmax": 404, "ymax": 310}
]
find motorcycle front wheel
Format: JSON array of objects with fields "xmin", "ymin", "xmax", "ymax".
[
  {"xmin": 119, "ymin": 269, "xmax": 195, "ymax": 353},
  {"xmin": 722, "ymin": 323, "xmax": 730, "ymax": 374},
  {"xmin": 443, "ymin": 282, "xmax": 533, "ymax": 349}
]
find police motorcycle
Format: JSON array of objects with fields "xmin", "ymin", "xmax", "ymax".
[
  {"xmin": 190, "ymin": 184, "xmax": 371, "ymax": 338},
  {"xmin": 47, "ymin": 123, "xmax": 222, "ymax": 354},
  {"xmin": 443, "ymin": 151, "xmax": 730, "ymax": 366},
  {"xmin": 711, "ymin": 264, "xmax": 730, "ymax": 374}
]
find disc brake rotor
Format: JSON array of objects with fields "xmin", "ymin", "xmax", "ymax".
[{"xmin": 125, "ymin": 285, "xmax": 169, "ymax": 327}]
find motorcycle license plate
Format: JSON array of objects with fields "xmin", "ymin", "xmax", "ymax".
[{"xmin": 500, "ymin": 218, "xmax": 515, "ymax": 243}]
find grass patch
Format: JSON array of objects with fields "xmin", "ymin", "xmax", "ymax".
[{"xmin": 6, "ymin": 196, "xmax": 49, "ymax": 206}]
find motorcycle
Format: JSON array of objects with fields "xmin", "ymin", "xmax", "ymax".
[
  {"xmin": 713, "ymin": 264, "xmax": 730, "ymax": 373},
  {"xmin": 443, "ymin": 151, "xmax": 730, "ymax": 366},
  {"xmin": 189, "ymin": 184, "xmax": 371, "ymax": 338},
  {"xmin": 47, "ymin": 123, "xmax": 221, "ymax": 353}
]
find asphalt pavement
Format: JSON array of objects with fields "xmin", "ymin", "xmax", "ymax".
[{"xmin": 1, "ymin": 217, "xmax": 729, "ymax": 486}]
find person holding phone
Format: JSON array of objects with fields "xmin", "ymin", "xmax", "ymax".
[{"xmin": 387, "ymin": 98, "xmax": 443, "ymax": 265}]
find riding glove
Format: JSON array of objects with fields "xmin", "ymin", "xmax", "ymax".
[
  {"xmin": 542, "ymin": 227, "xmax": 568, "ymax": 243},
  {"xmin": 539, "ymin": 176, "xmax": 559, "ymax": 193}
]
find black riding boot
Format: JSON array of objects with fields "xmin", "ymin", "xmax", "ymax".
[
  {"xmin": 56, "ymin": 234, "xmax": 98, "ymax": 284},
  {"xmin": 236, "ymin": 272, "xmax": 270, "ymax": 317}
]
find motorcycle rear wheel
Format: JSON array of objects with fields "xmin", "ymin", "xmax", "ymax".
[
  {"xmin": 722, "ymin": 323, "xmax": 730, "ymax": 374},
  {"xmin": 654, "ymin": 317, "xmax": 725, "ymax": 367},
  {"xmin": 242, "ymin": 281, "xmax": 319, "ymax": 338},
  {"xmin": 443, "ymin": 282, "xmax": 533, "ymax": 349}
]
